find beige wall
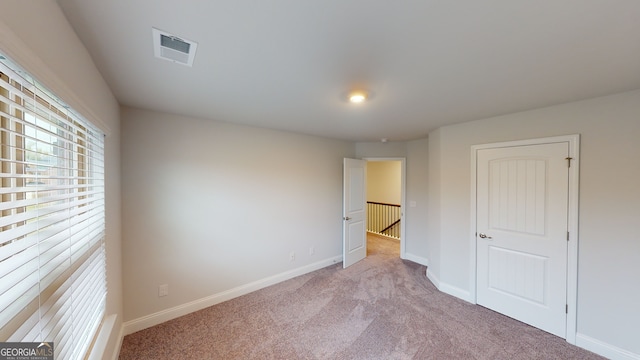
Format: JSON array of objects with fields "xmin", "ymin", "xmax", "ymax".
[
  {"xmin": 367, "ymin": 161, "xmax": 402, "ymax": 205},
  {"xmin": 427, "ymin": 90, "xmax": 640, "ymax": 356},
  {"xmin": 0, "ymin": 2, "xmax": 122, "ymax": 359},
  {"xmin": 121, "ymin": 107, "xmax": 354, "ymax": 323}
]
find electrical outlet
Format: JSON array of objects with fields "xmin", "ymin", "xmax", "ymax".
[
  {"xmin": 289, "ymin": 251, "xmax": 295, "ymax": 262},
  {"xmin": 309, "ymin": 246, "xmax": 315, "ymax": 255},
  {"xmin": 158, "ymin": 284, "xmax": 169, "ymax": 297}
]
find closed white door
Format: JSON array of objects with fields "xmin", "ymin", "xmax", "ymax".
[
  {"xmin": 476, "ymin": 142, "xmax": 569, "ymax": 337},
  {"xmin": 343, "ymin": 158, "xmax": 366, "ymax": 268}
]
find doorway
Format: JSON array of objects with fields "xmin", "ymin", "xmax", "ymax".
[
  {"xmin": 365, "ymin": 158, "xmax": 406, "ymax": 259},
  {"xmin": 342, "ymin": 157, "xmax": 407, "ymax": 268}
]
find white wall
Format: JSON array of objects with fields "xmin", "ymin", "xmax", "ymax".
[
  {"xmin": 405, "ymin": 138, "xmax": 429, "ymax": 262},
  {"xmin": 426, "ymin": 131, "xmax": 441, "ymax": 281},
  {"xmin": 367, "ymin": 161, "xmax": 402, "ymax": 205},
  {"xmin": 121, "ymin": 107, "xmax": 354, "ymax": 325},
  {"xmin": 356, "ymin": 141, "xmax": 407, "ymax": 158},
  {"xmin": 356, "ymin": 141, "xmax": 429, "ymax": 265},
  {"xmin": 427, "ymin": 90, "xmax": 640, "ymax": 357},
  {"xmin": 0, "ymin": 2, "xmax": 122, "ymax": 359}
]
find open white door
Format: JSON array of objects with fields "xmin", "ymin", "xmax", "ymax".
[{"xmin": 343, "ymin": 158, "xmax": 366, "ymax": 268}]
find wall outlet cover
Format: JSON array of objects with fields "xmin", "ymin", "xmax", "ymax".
[{"xmin": 158, "ymin": 284, "xmax": 169, "ymax": 297}]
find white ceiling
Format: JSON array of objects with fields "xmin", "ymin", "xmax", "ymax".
[{"xmin": 56, "ymin": 0, "xmax": 640, "ymax": 142}]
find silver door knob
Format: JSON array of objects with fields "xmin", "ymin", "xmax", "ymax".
[
  {"xmin": 479, "ymin": 233, "xmax": 492, "ymax": 239},
  {"xmin": 343, "ymin": 216, "xmax": 352, "ymax": 220}
]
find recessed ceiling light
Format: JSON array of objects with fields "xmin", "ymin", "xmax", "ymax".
[{"xmin": 349, "ymin": 91, "xmax": 367, "ymax": 103}]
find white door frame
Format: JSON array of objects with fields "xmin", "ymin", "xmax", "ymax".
[
  {"xmin": 364, "ymin": 157, "xmax": 407, "ymax": 259},
  {"xmin": 469, "ymin": 135, "xmax": 580, "ymax": 344}
]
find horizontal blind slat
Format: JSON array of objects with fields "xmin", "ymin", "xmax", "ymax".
[
  {"xmin": 5, "ymin": 305, "xmax": 38, "ymax": 342},
  {"xmin": 70, "ymin": 248, "xmax": 105, "ymax": 358},
  {"xmin": 0, "ymin": 243, "xmax": 38, "ymax": 278},
  {"xmin": 0, "ymin": 280, "xmax": 38, "ymax": 336},
  {"xmin": 0, "ymin": 197, "xmax": 104, "ymax": 232},
  {"xmin": 0, "ymin": 255, "xmax": 39, "ymax": 297},
  {"xmin": 0, "ymin": 269, "xmax": 38, "ymax": 313},
  {"xmin": 1, "ymin": 54, "xmax": 106, "ymax": 358}
]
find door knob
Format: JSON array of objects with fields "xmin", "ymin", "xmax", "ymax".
[
  {"xmin": 478, "ymin": 233, "xmax": 492, "ymax": 239},
  {"xmin": 343, "ymin": 216, "xmax": 352, "ymax": 221}
]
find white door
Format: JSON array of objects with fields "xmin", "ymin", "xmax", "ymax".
[
  {"xmin": 343, "ymin": 158, "xmax": 366, "ymax": 268},
  {"xmin": 476, "ymin": 142, "xmax": 569, "ymax": 337}
]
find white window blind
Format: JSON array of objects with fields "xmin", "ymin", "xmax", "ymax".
[{"xmin": 0, "ymin": 54, "xmax": 106, "ymax": 360}]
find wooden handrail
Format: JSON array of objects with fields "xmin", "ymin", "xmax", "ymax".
[
  {"xmin": 380, "ymin": 219, "xmax": 401, "ymax": 234},
  {"xmin": 366, "ymin": 201, "xmax": 401, "ymax": 207}
]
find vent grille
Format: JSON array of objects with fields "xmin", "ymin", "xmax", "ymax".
[{"xmin": 152, "ymin": 28, "xmax": 198, "ymax": 67}]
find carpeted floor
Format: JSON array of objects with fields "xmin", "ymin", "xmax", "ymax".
[{"xmin": 119, "ymin": 234, "xmax": 603, "ymax": 359}]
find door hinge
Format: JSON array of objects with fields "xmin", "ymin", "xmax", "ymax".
[
  {"xmin": 565, "ymin": 157, "xmax": 573, "ymax": 167},
  {"xmin": 567, "ymin": 231, "xmax": 570, "ymax": 241},
  {"xmin": 566, "ymin": 304, "xmax": 568, "ymax": 314}
]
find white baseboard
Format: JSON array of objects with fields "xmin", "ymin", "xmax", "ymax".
[
  {"xmin": 403, "ymin": 253, "xmax": 428, "ymax": 266},
  {"xmin": 439, "ymin": 282, "xmax": 472, "ymax": 303},
  {"xmin": 426, "ymin": 268, "xmax": 440, "ymax": 288},
  {"xmin": 576, "ymin": 333, "xmax": 640, "ymax": 360},
  {"xmin": 425, "ymin": 268, "xmax": 472, "ymax": 303},
  {"xmin": 123, "ymin": 255, "xmax": 343, "ymax": 335}
]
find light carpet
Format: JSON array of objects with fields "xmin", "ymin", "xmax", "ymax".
[{"xmin": 119, "ymin": 234, "xmax": 603, "ymax": 359}]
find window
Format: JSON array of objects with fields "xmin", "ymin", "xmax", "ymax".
[{"xmin": 0, "ymin": 53, "xmax": 106, "ymax": 359}]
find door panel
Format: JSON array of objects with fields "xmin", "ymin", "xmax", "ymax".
[
  {"xmin": 490, "ymin": 158, "xmax": 546, "ymax": 235},
  {"xmin": 347, "ymin": 219, "xmax": 365, "ymax": 252},
  {"xmin": 477, "ymin": 142, "xmax": 568, "ymax": 337},
  {"xmin": 343, "ymin": 158, "xmax": 366, "ymax": 268},
  {"xmin": 488, "ymin": 247, "xmax": 547, "ymax": 305}
]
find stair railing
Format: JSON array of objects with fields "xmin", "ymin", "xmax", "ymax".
[{"xmin": 366, "ymin": 201, "xmax": 401, "ymax": 239}]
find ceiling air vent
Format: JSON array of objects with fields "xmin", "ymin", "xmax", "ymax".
[{"xmin": 152, "ymin": 28, "xmax": 198, "ymax": 67}]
